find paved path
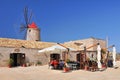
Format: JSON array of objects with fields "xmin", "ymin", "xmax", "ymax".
[{"xmin": 0, "ymin": 61, "xmax": 120, "ymax": 80}]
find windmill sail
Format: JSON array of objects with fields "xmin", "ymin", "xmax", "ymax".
[
  {"xmin": 20, "ymin": 7, "xmax": 40, "ymax": 41},
  {"xmin": 20, "ymin": 7, "xmax": 33, "ymax": 40}
]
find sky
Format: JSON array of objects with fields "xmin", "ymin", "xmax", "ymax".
[{"xmin": 0, "ymin": 0, "xmax": 120, "ymax": 52}]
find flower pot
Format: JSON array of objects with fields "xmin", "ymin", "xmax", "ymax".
[
  {"xmin": 8, "ymin": 58, "xmax": 14, "ymax": 68},
  {"xmin": 102, "ymin": 64, "xmax": 106, "ymax": 69},
  {"xmin": 22, "ymin": 64, "xmax": 26, "ymax": 67},
  {"xmin": 8, "ymin": 64, "xmax": 11, "ymax": 68},
  {"xmin": 84, "ymin": 66, "xmax": 88, "ymax": 70},
  {"xmin": 63, "ymin": 67, "xmax": 69, "ymax": 72}
]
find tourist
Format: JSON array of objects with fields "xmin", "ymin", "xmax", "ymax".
[
  {"xmin": 59, "ymin": 60, "xmax": 64, "ymax": 70},
  {"xmin": 53, "ymin": 60, "xmax": 59, "ymax": 69}
]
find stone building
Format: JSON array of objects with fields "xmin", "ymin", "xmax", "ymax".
[
  {"xmin": 0, "ymin": 38, "xmax": 55, "ymax": 67},
  {"xmin": 63, "ymin": 37, "xmax": 107, "ymax": 61},
  {"xmin": 64, "ymin": 37, "xmax": 106, "ymax": 51},
  {"xmin": 0, "ymin": 37, "xmax": 106, "ymax": 67},
  {"xmin": 26, "ymin": 22, "xmax": 41, "ymax": 41}
]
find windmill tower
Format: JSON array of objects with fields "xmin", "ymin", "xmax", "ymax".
[
  {"xmin": 20, "ymin": 7, "xmax": 40, "ymax": 41},
  {"xmin": 27, "ymin": 22, "xmax": 40, "ymax": 41}
]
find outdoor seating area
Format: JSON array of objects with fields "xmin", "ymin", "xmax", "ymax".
[
  {"xmin": 48, "ymin": 57, "xmax": 116, "ymax": 72},
  {"xmin": 38, "ymin": 43, "xmax": 117, "ymax": 73},
  {"xmin": 49, "ymin": 59, "xmax": 102, "ymax": 72},
  {"xmin": 49, "ymin": 59, "xmax": 80, "ymax": 70}
]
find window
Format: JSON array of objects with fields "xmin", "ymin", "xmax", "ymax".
[{"xmin": 29, "ymin": 30, "xmax": 31, "ymax": 32}]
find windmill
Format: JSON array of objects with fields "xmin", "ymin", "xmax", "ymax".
[
  {"xmin": 20, "ymin": 7, "xmax": 40, "ymax": 41},
  {"xmin": 20, "ymin": 7, "xmax": 32, "ymax": 40}
]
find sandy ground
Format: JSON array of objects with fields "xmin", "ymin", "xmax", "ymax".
[{"xmin": 0, "ymin": 61, "xmax": 120, "ymax": 80}]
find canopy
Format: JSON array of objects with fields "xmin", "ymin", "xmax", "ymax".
[
  {"xmin": 113, "ymin": 46, "xmax": 116, "ymax": 67},
  {"xmin": 38, "ymin": 45, "xmax": 76, "ymax": 53}
]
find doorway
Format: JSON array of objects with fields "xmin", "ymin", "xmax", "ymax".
[
  {"xmin": 10, "ymin": 53, "xmax": 25, "ymax": 67},
  {"xmin": 50, "ymin": 53, "xmax": 60, "ymax": 61},
  {"xmin": 76, "ymin": 53, "xmax": 80, "ymax": 62},
  {"xmin": 76, "ymin": 53, "xmax": 85, "ymax": 69}
]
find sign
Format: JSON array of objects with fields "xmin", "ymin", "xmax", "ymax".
[{"xmin": 14, "ymin": 48, "xmax": 20, "ymax": 52}]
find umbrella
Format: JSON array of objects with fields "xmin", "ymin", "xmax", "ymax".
[
  {"xmin": 38, "ymin": 44, "xmax": 76, "ymax": 62},
  {"xmin": 113, "ymin": 46, "xmax": 116, "ymax": 67},
  {"xmin": 97, "ymin": 44, "xmax": 102, "ymax": 69},
  {"xmin": 38, "ymin": 45, "xmax": 66, "ymax": 53},
  {"xmin": 38, "ymin": 44, "xmax": 76, "ymax": 53}
]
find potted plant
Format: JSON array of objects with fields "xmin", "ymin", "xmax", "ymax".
[
  {"xmin": 66, "ymin": 59, "xmax": 70, "ymax": 63},
  {"xmin": 8, "ymin": 58, "xmax": 14, "ymax": 68},
  {"xmin": 63, "ymin": 63, "xmax": 69, "ymax": 72},
  {"xmin": 84, "ymin": 61, "xmax": 89, "ymax": 70},
  {"xmin": 22, "ymin": 62, "xmax": 26, "ymax": 67}
]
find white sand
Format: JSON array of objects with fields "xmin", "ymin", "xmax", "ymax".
[{"xmin": 0, "ymin": 61, "xmax": 120, "ymax": 80}]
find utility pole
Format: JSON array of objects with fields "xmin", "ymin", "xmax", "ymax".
[{"xmin": 106, "ymin": 36, "xmax": 108, "ymax": 48}]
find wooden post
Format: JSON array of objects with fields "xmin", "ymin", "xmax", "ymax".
[
  {"xmin": 65, "ymin": 48, "xmax": 69, "ymax": 62},
  {"xmin": 84, "ymin": 47, "xmax": 86, "ymax": 62}
]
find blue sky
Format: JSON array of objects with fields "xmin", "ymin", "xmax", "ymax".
[{"xmin": 0, "ymin": 0, "xmax": 120, "ymax": 52}]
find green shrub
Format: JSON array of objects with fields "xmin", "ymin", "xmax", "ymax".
[
  {"xmin": 8, "ymin": 58, "xmax": 14, "ymax": 66},
  {"xmin": 37, "ymin": 61, "xmax": 42, "ymax": 65}
]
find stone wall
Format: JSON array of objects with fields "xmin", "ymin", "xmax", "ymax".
[
  {"xmin": 0, "ymin": 46, "xmax": 49, "ymax": 67},
  {"xmin": 0, "ymin": 46, "xmax": 81, "ymax": 67}
]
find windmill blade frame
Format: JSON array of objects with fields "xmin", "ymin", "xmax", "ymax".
[
  {"xmin": 24, "ymin": 7, "xmax": 29, "ymax": 27},
  {"xmin": 20, "ymin": 24, "xmax": 27, "ymax": 32},
  {"xmin": 28, "ymin": 10, "xmax": 33, "ymax": 24},
  {"xmin": 19, "ymin": 7, "xmax": 34, "ymax": 40}
]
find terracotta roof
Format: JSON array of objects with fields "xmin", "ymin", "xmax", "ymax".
[
  {"xmin": 63, "ymin": 37, "xmax": 106, "ymax": 51},
  {"xmin": 0, "ymin": 38, "xmax": 56, "ymax": 49},
  {"xmin": 0, "ymin": 37, "xmax": 106, "ymax": 51},
  {"xmin": 28, "ymin": 22, "xmax": 37, "ymax": 28},
  {"xmin": 63, "ymin": 42, "xmax": 82, "ymax": 50}
]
